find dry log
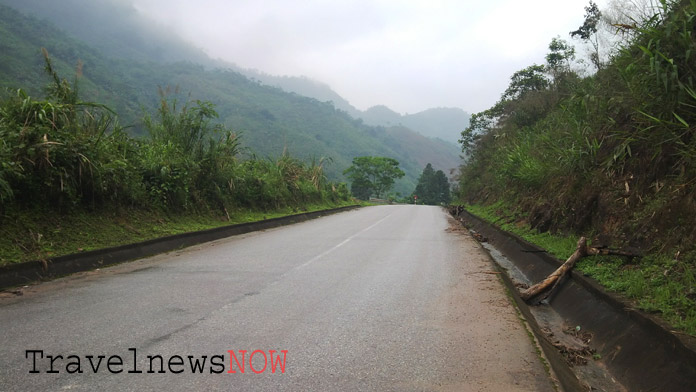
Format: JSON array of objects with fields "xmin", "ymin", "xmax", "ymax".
[
  {"xmin": 536, "ymin": 269, "xmax": 570, "ymax": 305},
  {"xmin": 520, "ymin": 237, "xmax": 641, "ymax": 303},
  {"xmin": 520, "ymin": 237, "xmax": 588, "ymax": 301}
]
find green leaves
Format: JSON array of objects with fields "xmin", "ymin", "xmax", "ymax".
[
  {"xmin": 569, "ymin": 1, "xmax": 601, "ymax": 41},
  {"xmin": 502, "ymin": 65, "xmax": 549, "ymax": 101},
  {"xmin": 412, "ymin": 163, "xmax": 450, "ymax": 205},
  {"xmin": 343, "ymin": 156, "xmax": 405, "ymax": 199},
  {"xmin": 0, "ymin": 54, "xmax": 350, "ymax": 213}
]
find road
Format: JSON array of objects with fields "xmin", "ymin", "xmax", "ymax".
[{"xmin": 0, "ymin": 205, "xmax": 555, "ymax": 391}]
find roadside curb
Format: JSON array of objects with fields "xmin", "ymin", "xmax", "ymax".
[
  {"xmin": 452, "ymin": 207, "xmax": 696, "ymax": 391},
  {"xmin": 0, "ymin": 205, "xmax": 361, "ymax": 290}
]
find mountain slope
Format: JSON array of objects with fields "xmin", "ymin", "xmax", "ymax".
[
  {"xmin": 236, "ymin": 71, "xmax": 363, "ymax": 118},
  {"xmin": 362, "ymin": 105, "xmax": 404, "ymax": 127},
  {"xmin": 402, "ymin": 107, "xmax": 470, "ymax": 144},
  {"xmin": 1, "ymin": 0, "xmax": 215, "ymax": 66},
  {"xmin": 0, "ymin": 0, "xmax": 468, "ymax": 145},
  {"xmin": 0, "ymin": 2, "xmax": 460, "ymax": 195},
  {"xmin": 362, "ymin": 105, "xmax": 469, "ymax": 145}
]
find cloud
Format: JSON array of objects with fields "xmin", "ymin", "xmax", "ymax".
[{"xmin": 131, "ymin": 0, "xmax": 605, "ymax": 114}]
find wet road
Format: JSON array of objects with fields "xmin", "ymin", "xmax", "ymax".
[{"xmin": 0, "ymin": 205, "xmax": 555, "ymax": 391}]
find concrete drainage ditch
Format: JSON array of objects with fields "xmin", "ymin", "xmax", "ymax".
[{"xmin": 450, "ymin": 208, "xmax": 696, "ymax": 392}]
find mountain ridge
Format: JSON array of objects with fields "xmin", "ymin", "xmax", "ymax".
[
  {"xmin": 0, "ymin": 0, "xmax": 469, "ymax": 146},
  {"xmin": 0, "ymin": 1, "xmax": 461, "ymax": 195}
]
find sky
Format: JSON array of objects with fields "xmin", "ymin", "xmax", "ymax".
[{"xmin": 130, "ymin": 0, "xmax": 607, "ymax": 114}]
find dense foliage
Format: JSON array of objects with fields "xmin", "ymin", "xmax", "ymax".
[
  {"xmin": 458, "ymin": 0, "xmax": 696, "ymax": 331},
  {"xmin": 0, "ymin": 54, "xmax": 350, "ymax": 215},
  {"xmin": 343, "ymin": 156, "xmax": 405, "ymax": 199},
  {"xmin": 412, "ymin": 163, "xmax": 450, "ymax": 205},
  {"xmin": 460, "ymin": 0, "xmax": 696, "ymax": 245}
]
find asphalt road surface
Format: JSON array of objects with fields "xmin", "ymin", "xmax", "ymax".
[{"xmin": 0, "ymin": 205, "xmax": 555, "ymax": 391}]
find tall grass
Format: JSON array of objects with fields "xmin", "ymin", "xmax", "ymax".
[
  {"xmin": 0, "ymin": 53, "xmax": 137, "ymax": 209},
  {"xmin": 459, "ymin": 0, "xmax": 696, "ymax": 209},
  {"xmin": 456, "ymin": 0, "xmax": 696, "ymax": 334},
  {"xmin": 0, "ymin": 51, "xmax": 350, "ymax": 215}
]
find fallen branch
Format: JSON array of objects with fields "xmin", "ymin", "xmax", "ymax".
[
  {"xmin": 535, "ymin": 269, "xmax": 570, "ymax": 306},
  {"xmin": 520, "ymin": 237, "xmax": 641, "ymax": 303},
  {"xmin": 520, "ymin": 237, "xmax": 589, "ymax": 301}
]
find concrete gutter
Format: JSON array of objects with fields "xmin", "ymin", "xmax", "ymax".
[
  {"xmin": 0, "ymin": 205, "xmax": 361, "ymax": 290},
  {"xmin": 452, "ymin": 208, "xmax": 696, "ymax": 391}
]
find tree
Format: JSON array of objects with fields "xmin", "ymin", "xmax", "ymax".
[
  {"xmin": 412, "ymin": 163, "xmax": 450, "ymax": 205},
  {"xmin": 570, "ymin": 1, "xmax": 602, "ymax": 70},
  {"xmin": 433, "ymin": 170, "xmax": 451, "ymax": 205},
  {"xmin": 460, "ymin": 107, "xmax": 500, "ymax": 155},
  {"xmin": 343, "ymin": 156, "xmax": 405, "ymax": 199},
  {"xmin": 502, "ymin": 65, "xmax": 549, "ymax": 101},
  {"xmin": 348, "ymin": 176, "xmax": 372, "ymax": 200},
  {"xmin": 545, "ymin": 37, "xmax": 576, "ymax": 83}
]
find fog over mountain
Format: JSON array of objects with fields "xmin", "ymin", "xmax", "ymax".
[
  {"xmin": 4, "ymin": 0, "xmax": 606, "ymax": 116},
  {"xmin": 2, "ymin": 0, "xmax": 471, "ymax": 145},
  {"xmin": 125, "ymin": 0, "xmax": 605, "ymax": 115},
  {"xmin": 0, "ymin": 0, "xmax": 465, "ymax": 195}
]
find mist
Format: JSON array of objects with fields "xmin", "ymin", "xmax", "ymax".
[{"xmin": 2, "ymin": 0, "xmax": 606, "ymax": 114}]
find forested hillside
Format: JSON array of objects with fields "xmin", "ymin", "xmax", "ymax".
[
  {"xmin": 0, "ymin": 0, "xmax": 216, "ymax": 66},
  {"xmin": 0, "ymin": 50, "xmax": 355, "ymax": 264},
  {"xmin": 458, "ymin": 0, "xmax": 696, "ymax": 333},
  {"xmin": 0, "ymin": 2, "xmax": 460, "ymax": 195},
  {"xmin": 237, "ymin": 70, "xmax": 469, "ymax": 145}
]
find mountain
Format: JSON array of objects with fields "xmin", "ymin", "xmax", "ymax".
[
  {"xmin": 0, "ymin": 0, "xmax": 219, "ymax": 66},
  {"xmin": 361, "ymin": 105, "xmax": 469, "ymax": 145},
  {"xmin": 401, "ymin": 107, "xmax": 470, "ymax": 145},
  {"xmin": 231, "ymin": 73, "xmax": 470, "ymax": 145},
  {"xmin": 361, "ymin": 105, "xmax": 404, "ymax": 127},
  {"xmin": 0, "ymin": 0, "xmax": 469, "ymax": 145},
  {"xmin": 235, "ymin": 71, "xmax": 363, "ymax": 118},
  {"xmin": 0, "ymin": 2, "xmax": 461, "ymax": 195}
]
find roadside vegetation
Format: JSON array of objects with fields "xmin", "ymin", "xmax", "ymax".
[
  {"xmin": 343, "ymin": 156, "xmax": 405, "ymax": 200},
  {"xmin": 456, "ymin": 0, "xmax": 696, "ymax": 335},
  {"xmin": 411, "ymin": 163, "xmax": 451, "ymax": 205},
  {"xmin": 465, "ymin": 202, "xmax": 696, "ymax": 335},
  {"xmin": 0, "ymin": 53, "xmax": 351, "ymax": 266}
]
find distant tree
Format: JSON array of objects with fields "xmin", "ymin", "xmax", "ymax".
[
  {"xmin": 502, "ymin": 65, "xmax": 549, "ymax": 101},
  {"xmin": 343, "ymin": 156, "xmax": 405, "ymax": 199},
  {"xmin": 460, "ymin": 104, "xmax": 505, "ymax": 155},
  {"xmin": 545, "ymin": 37, "xmax": 576, "ymax": 83},
  {"xmin": 460, "ymin": 64, "xmax": 552, "ymax": 154},
  {"xmin": 412, "ymin": 163, "xmax": 450, "ymax": 205},
  {"xmin": 570, "ymin": 1, "xmax": 602, "ymax": 70},
  {"xmin": 349, "ymin": 176, "xmax": 372, "ymax": 200},
  {"xmin": 414, "ymin": 163, "xmax": 436, "ymax": 203},
  {"xmin": 433, "ymin": 170, "xmax": 451, "ymax": 204}
]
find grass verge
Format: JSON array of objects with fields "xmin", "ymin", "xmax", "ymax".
[
  {"xmin": 0, "ymin": 201, "xmax": 362, "ymax": 267},
  {"xmin": 462, "ymin": 201, "xmax": 696, "ymax": 336}
]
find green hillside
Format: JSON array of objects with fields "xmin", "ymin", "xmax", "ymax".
[
  {"xmin": 0, "ymin": 2, "xmax": 459, "ymax": 195},
  {"xmin": 458, "ymin": 0, "xmax": 696, "ymax": 333},
  {"xmin": 0, "ymin": 0, "xmax": 215, "ymax": 66}
]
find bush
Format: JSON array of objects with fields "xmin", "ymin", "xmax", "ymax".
[{"xmin": 0, "ymin": 53, "xmax": 350, "ymax": 214}]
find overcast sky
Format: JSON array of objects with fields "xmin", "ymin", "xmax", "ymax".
[{"xmin": 130, "ymin": 0, "xmax": 606, "ymax": 114}]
